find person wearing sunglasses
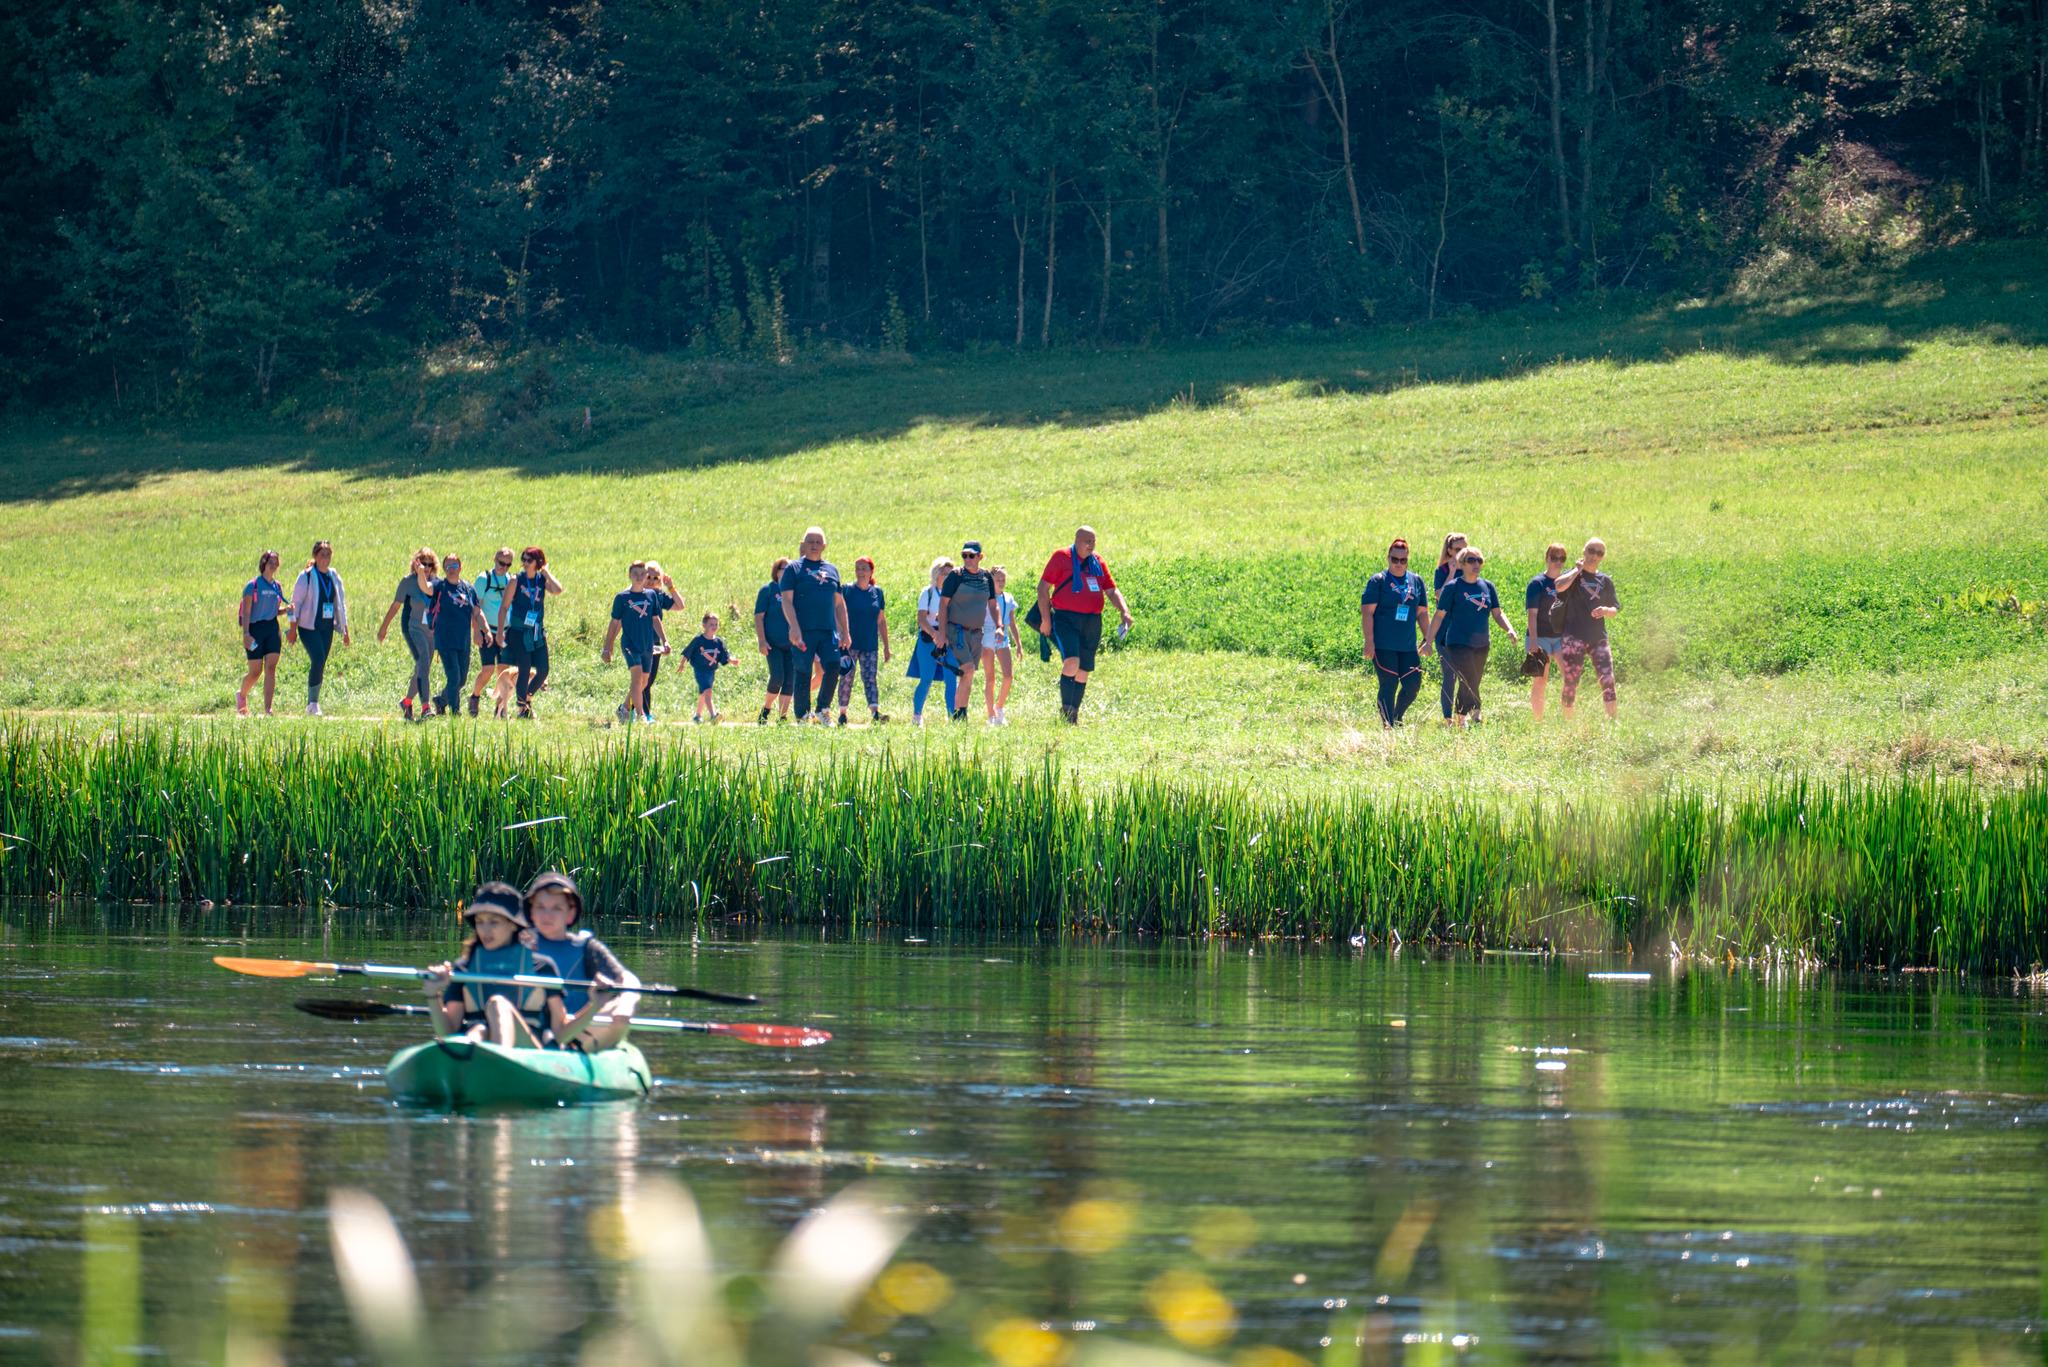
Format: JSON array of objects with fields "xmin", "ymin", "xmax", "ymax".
[
  {"xmin": 1359, "ymin": 537, "xmax": 1434, "ymax": 727},
  {"xmin": 1551, "ymin": 537, "xmax": 1622, "ymax": 718},
  {"xmin": 1433, "ymin": 546, "xmax": 1519, "ymax": 725},
  {"xmin": 936, "ymin": 541, "xmax": 997, "ymax": 723},
  {"xmin": 495, "ymin": 546, "xmax": 564, "ymax": 720},
  {"xmin": 1524, "ymin": 542, "xmax": 1569, "ymax": 720},
  {"xmin": 469, "ymin": 548, "xmax": 515, "ymax": 718}
]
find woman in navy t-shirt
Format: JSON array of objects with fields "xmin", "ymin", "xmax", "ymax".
[
  {"xmin": 1359, "ymin": 538, "xmax": 1434, "ymax": 727},
  {"xmin": 1433, "ymin": 546, "xmax": 1519, "ymax": 725}
]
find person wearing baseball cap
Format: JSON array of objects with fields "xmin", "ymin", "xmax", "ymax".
[
  {"xmin": 525, "ymin": 870, "xmax": 642, "ymax": 1052},
  {"xmin": 936, "ymin": 541, "xmax": 997, "ymax": 723},
  {"xmin": 424, "ymin": 881, "xmax": 571, "ymax": 1048}
]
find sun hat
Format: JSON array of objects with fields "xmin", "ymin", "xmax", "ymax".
[{"xmin": 463, "ymin": 880, "xmax": 531, "ymax": 929}]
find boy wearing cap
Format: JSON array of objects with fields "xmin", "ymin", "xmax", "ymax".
[
  {"xmin": 524, "ymin": 871, "xmax": 642, "ymax": 1052},
  {"xmin": 937, "ymin": 541, "xmax": 997, "ymax": 723},
  {"xmin": 425, "ymin": 881, "xmax": 570, "ymax": 1049}
]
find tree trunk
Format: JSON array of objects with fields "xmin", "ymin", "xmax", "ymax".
[
  {"xmin": 1150, "ymin": 18, "xmax": 1178, "ymax": 330},
  {"xmin": 1041, "ymin": 168, "xmax": 1058, "ymax": 348},
  {"xmin": 1095, "ymin": 196, "xmax": 1113, "ymax": 336},
  {"xmin": 1012, "ymin": 198, "xmax": 1031, "ymax": 349},
  {"xmin": 1545, "ymin": 0, "xmax": 1573, "ymax": 251},
  {"xmin": 1303, "ymin": 3, "xmax": 1367, "ymax": 257},
  {"xmin": 916, "ymin": 86, "xmax": 933, "ymax": 322},
  {"xmin": 1977, "ymin": 80, "xmax": 1994, "ymax": 202},
  {"xmin": 1430, "ymin": 110, "xmax": 1449, "ymax": 321},
  {"xmin": 1578, "ymin": 0, "xmax": 1611, "ymax": 257}
]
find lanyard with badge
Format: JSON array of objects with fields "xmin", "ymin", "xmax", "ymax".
[
  {"xmin": 1393, "ymin": 574, "xmax": 1414, "ymax": 622},
  {"xmin": 318, "ymin": 572, "xmax": 335, "ymax": 622}
]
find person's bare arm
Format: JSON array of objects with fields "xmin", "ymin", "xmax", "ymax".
[
  {"xmin": 781, "ymin": 590, "xmax": 804, "ymax": 651},
  {"xmin": 543, "ymin": 568, "xmax": 564, "ymax": 595},
  {"xmin": 834, "ymin": 595, "xmax": 851, "ymax": 650},
  {"xmin": 1526, "ymin": 606, "xmax": 1541, "ymax": 647},
  {"xmin": 376, "ymin": 598, "xmax": 400, "ymax": 642},
  {"xmin": 755, "ymin": 610, "xmax": 770, "ymax": 654},
  {"xmin": 601, "ymin": 618, "xmax": 621, "ymax": 663},
  {"xmin": 1491, "ymin": 604, "xmax": 1520, "ymax": 644},
  {"xmin": 878, "ymin": 610, "xmax": 891, "ymax": 661},
  {"xmin": 1360, "ymin": 602, "xmax": 1376, "ymax": 661},
  {"xmin": 1107, "ymin": 586, "xmax": 1132, "ymax": 627},
  {"xmin": 1035, "ymin": 579, "xmax": 1054, "ymax": 632}
]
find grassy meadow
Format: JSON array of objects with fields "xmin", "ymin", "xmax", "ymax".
[{"xmin": 1, "ymin": 241, "xmax": 2045, "ymax": 810}]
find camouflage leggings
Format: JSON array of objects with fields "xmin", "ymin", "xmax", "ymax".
[{"xmin": 1559, "ymin": 636, "xmax": 1616, "ymax": 706}]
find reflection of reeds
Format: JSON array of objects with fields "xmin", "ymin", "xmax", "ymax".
[{"xmin": 4, "ymin": 722, "xmax": 2043, "ymax": 969}]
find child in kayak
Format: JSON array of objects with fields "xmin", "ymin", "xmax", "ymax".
[
  {"xmin": 426, "ymin": 882, "xmax": 570, "ymax": 1049},
  {"xmin": 524, "ymin": 871, "xmax": 642, "ymax": 1052}
]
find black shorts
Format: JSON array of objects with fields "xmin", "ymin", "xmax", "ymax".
[
  {"xmin": 765, "ymin": 644, "xmax": 797, "ymax": 693},
  {"xmin": 245, "ymin": 619, "xmax": 281, "ymax": 660},
  {"xmin": 478, "ymin": 639, "xmax": 504, "ymax": 666},
  {"xmin": 1051, "ymin": 609, "xmax": 1103, "ymax": 671}
]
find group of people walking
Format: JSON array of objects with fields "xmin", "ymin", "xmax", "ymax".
[
  {"xmin": 234, "ymin": 526, "xmax": 1135, "ymax": 727},
  {"xmin": 1360, "ymin": 533, "xmax": 1621, "ymax": 727}
]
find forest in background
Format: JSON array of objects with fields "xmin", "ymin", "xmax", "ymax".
[{"xmin": 2, "ymin": 0, "xmax": 2043, "ymax": 409}]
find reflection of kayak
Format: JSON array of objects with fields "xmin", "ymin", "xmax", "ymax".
[{"xmin": 385, "ymin": 1037, "xmax": 652, "ymax": 1108}]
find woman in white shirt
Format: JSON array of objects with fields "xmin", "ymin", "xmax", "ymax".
[{"xmin": 981, "ymin": 566, "xmax": 1018, "ymax": 726}]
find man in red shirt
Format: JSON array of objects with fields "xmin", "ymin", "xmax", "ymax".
[{"xmin": 1034, "ymin": 525, "xmax": 1133, "ymax": 723}]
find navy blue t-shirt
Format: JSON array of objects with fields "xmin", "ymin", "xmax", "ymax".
[
  {"xmin": 779, "ymin": 557, "xmax": 843, "ymax": 633},
  {"xmin": 685, "ymin": 634, "xmax": 732, "ymax": 672},
  {"xmin": 754, "ymin": 582, "xmax": 791, "ymax": 646},
  {"xmin": 611, "ymin": 589, "xmax": 659, "ymax": 656},
  {"xmin": 1524, "ymin": 573, "xmax": 1559, "ymax": 636},
  {"xmin": 430, "ymin": 579, "xmax": 480, "ymax": 647},
  {"xmin": 510, "ymin": 572, "xmax": 549, "ymax": 636},
  {"xmin": 841, "ymin": 583, "xmax": 885, "ymax": 652},
  {"xmin": 1361, "ymin": 570, "xmax": 1429, "ymax": 653},
  {"xmin": 1434, "ymin": 576, "xmax": 1501, "ymax": 648}
]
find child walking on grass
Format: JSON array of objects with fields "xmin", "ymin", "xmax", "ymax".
[{"xmin": 685, "ymin": 613, "xmax": 734, "ymax": 722}]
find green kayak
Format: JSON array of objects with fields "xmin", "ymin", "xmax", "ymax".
[{"xmin": 385, "ymin": 1037, "xmax": 652, "ymax": 1108}]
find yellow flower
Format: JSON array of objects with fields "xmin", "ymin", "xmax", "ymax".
[
  {"xmin": 979, "ymin": 1317, "xmax": 1069, "ymax": 1367},
  {"xmin": 1145, "ymin": 1270, "xmax": 1237, "ymax": 1350}
]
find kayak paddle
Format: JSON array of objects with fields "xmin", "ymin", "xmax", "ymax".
[
  {"xmin": 294, "ymin": 997, "xmax": 832, "ymax": 1048},
  {"xmin": 214, "ymin": 955, "xmax": 759, "ymax": 1005}
]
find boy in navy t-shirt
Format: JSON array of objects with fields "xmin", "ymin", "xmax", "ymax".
[
  {"xmin": 683, "ymin": 613, "xmax": 734, "ymax": 722},
  {"xmin": 601, "ymin": 562, "xmax": 665, "ymax": 724}
]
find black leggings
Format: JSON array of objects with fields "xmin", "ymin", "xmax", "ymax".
[
  {"xmin": 302, "ymin": 628, "xmax": 334, "ymax": 702},
  {"xmin": 1373, "ymin": 650, "xmax": 1423, "ymax": 725},
  {"xmin": 510, "ymin": 635, "xmax": 551, "ymax": 705},
  {"xmin": 1440, "ymin": 644, "xmax": 1488, "ymax": 718}
]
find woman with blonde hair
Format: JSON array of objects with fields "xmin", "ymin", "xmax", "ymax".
[
  {"xmin": 378, "ymin": 547, "xmax": 441, "ymax": 722},
  {"xmin": 908, "ymin": 556, "xmax": 958, "ymax": 726},
  {"xmin": 1552, "ymin": 537, "xmax": 1623, "ymax": 718},
  {"xmin": 1432, "ymin": 545, "xmax": 1519, "ymax": 725},
  {"xmin": 982, "ymin": 565, "xmax": 1018, "ymax": 725}
]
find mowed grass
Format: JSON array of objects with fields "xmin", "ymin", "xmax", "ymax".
[{"xmin": 0, "ymin": 242, "xmax": 2044, "ymax": 798}]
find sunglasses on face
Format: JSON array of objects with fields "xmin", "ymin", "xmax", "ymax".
[{"xmin": 1389, "ymin": 555, "xmax": 1408, "ymax": 563}]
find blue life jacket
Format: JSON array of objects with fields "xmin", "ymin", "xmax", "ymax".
[
  {"xmin": 534, "ymin": 930, "xmax": 595, "ymax": 1013},
  {"xmin": 456, "ymin": 941, "xmax": 557, "ymax": 1034}
]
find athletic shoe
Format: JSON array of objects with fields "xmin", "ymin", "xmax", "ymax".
[
  {"xmin": 951, "ymin": 708, "xmax": 968, "ymax": 722},
  {"xmin": 616, "ymin": 704, "xmax": 630, "ymax": 724},
  {"xmin": 639, "ymin": 713, "xmax": 655, "ymax": 725},
  {"xmin": 235, "ymin": 698, "xmax": 250, "ymax": 718},
  {"xmin": 912, "ymin": 713, "xmax": 925, "ymax": 728},
  {"xmin": 1060, "ymin": 706, "xmax": 1078, "ymax": 724},
  {"xmin": 871, "ymin": 709, "xmax": 888, "ymax": 724},
  {"xmin": 837, "ymin": 712, "xmax": 849, "ymax": 727},
  {"xmin": 517, "ymin": 704, "xmax": 534, "ymax": 721},
  {"xmin": 306, "ymin": 702, "xmax": 321, "ymax": 717},
  {"xmin": 401, "ymin": 698, "xmax": 414, "ymax": 722},
  {"xmin": 468, "ymin": 695, "xmax": 480, "ymax": 717},
  {"xmin": 433, "ymin": 701, "xmax": 448, "ymax": 716},
  {"xmin": 757, "ymin": 708, "xmax": 771, "ymax": 725}
]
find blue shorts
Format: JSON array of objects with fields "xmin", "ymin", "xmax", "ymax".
[
  {"xmin": 623, "ymin": 647, "xmax": 653, "ymax": 672},
  {"xmin": 1536, "ymin": 636, "xmax": 1563, "ymax": 657},
  {"xmin": 691, "ymin": 666, "xmax": 719, "ymax": 692}
]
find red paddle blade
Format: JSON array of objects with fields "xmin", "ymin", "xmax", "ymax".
[
  {"xmin": 710, "ymin": 1022, "xmax": 834, "ymax": 1048},
  {"xmin": 215, "ymin": 956, "xmax": 333, "ymax": 979}
]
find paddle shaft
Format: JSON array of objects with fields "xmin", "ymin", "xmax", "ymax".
[
  {"xmin": 294, "ymin": 998, "xmax": 831, "ymax": 1047},
  {"xmin": 215, "ymin": 956, "xmax": 757, "ymax": 1005}
]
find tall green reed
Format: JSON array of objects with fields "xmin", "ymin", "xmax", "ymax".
[{"xmin": 2, "ymin": 721, "xmax": 2043, "ymax": 970}]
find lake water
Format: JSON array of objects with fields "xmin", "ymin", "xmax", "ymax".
[{"xmin": 0, "ymin": 911, "xmax": 2042, "ymax": 1364}]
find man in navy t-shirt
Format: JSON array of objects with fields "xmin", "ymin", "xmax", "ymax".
[
  {"xmin": 779, "ymin": 526, "xmax": 852, "ymax": 722},
  {"xmin": 1523, "ymin": 543, "xmax": 1568, "ymax": 719},
  {"xmin": 1359, "ymin": 538, "xmax": 1434, "ymax": 726}
]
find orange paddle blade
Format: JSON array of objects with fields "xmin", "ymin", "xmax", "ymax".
[
  {"xmin": 213, "ymin": 956, "xmax": 335, "ymax": 979},
  {"xmin": 710, "ymin": 1022, "xmax": 833, "ymax": 1048}
]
